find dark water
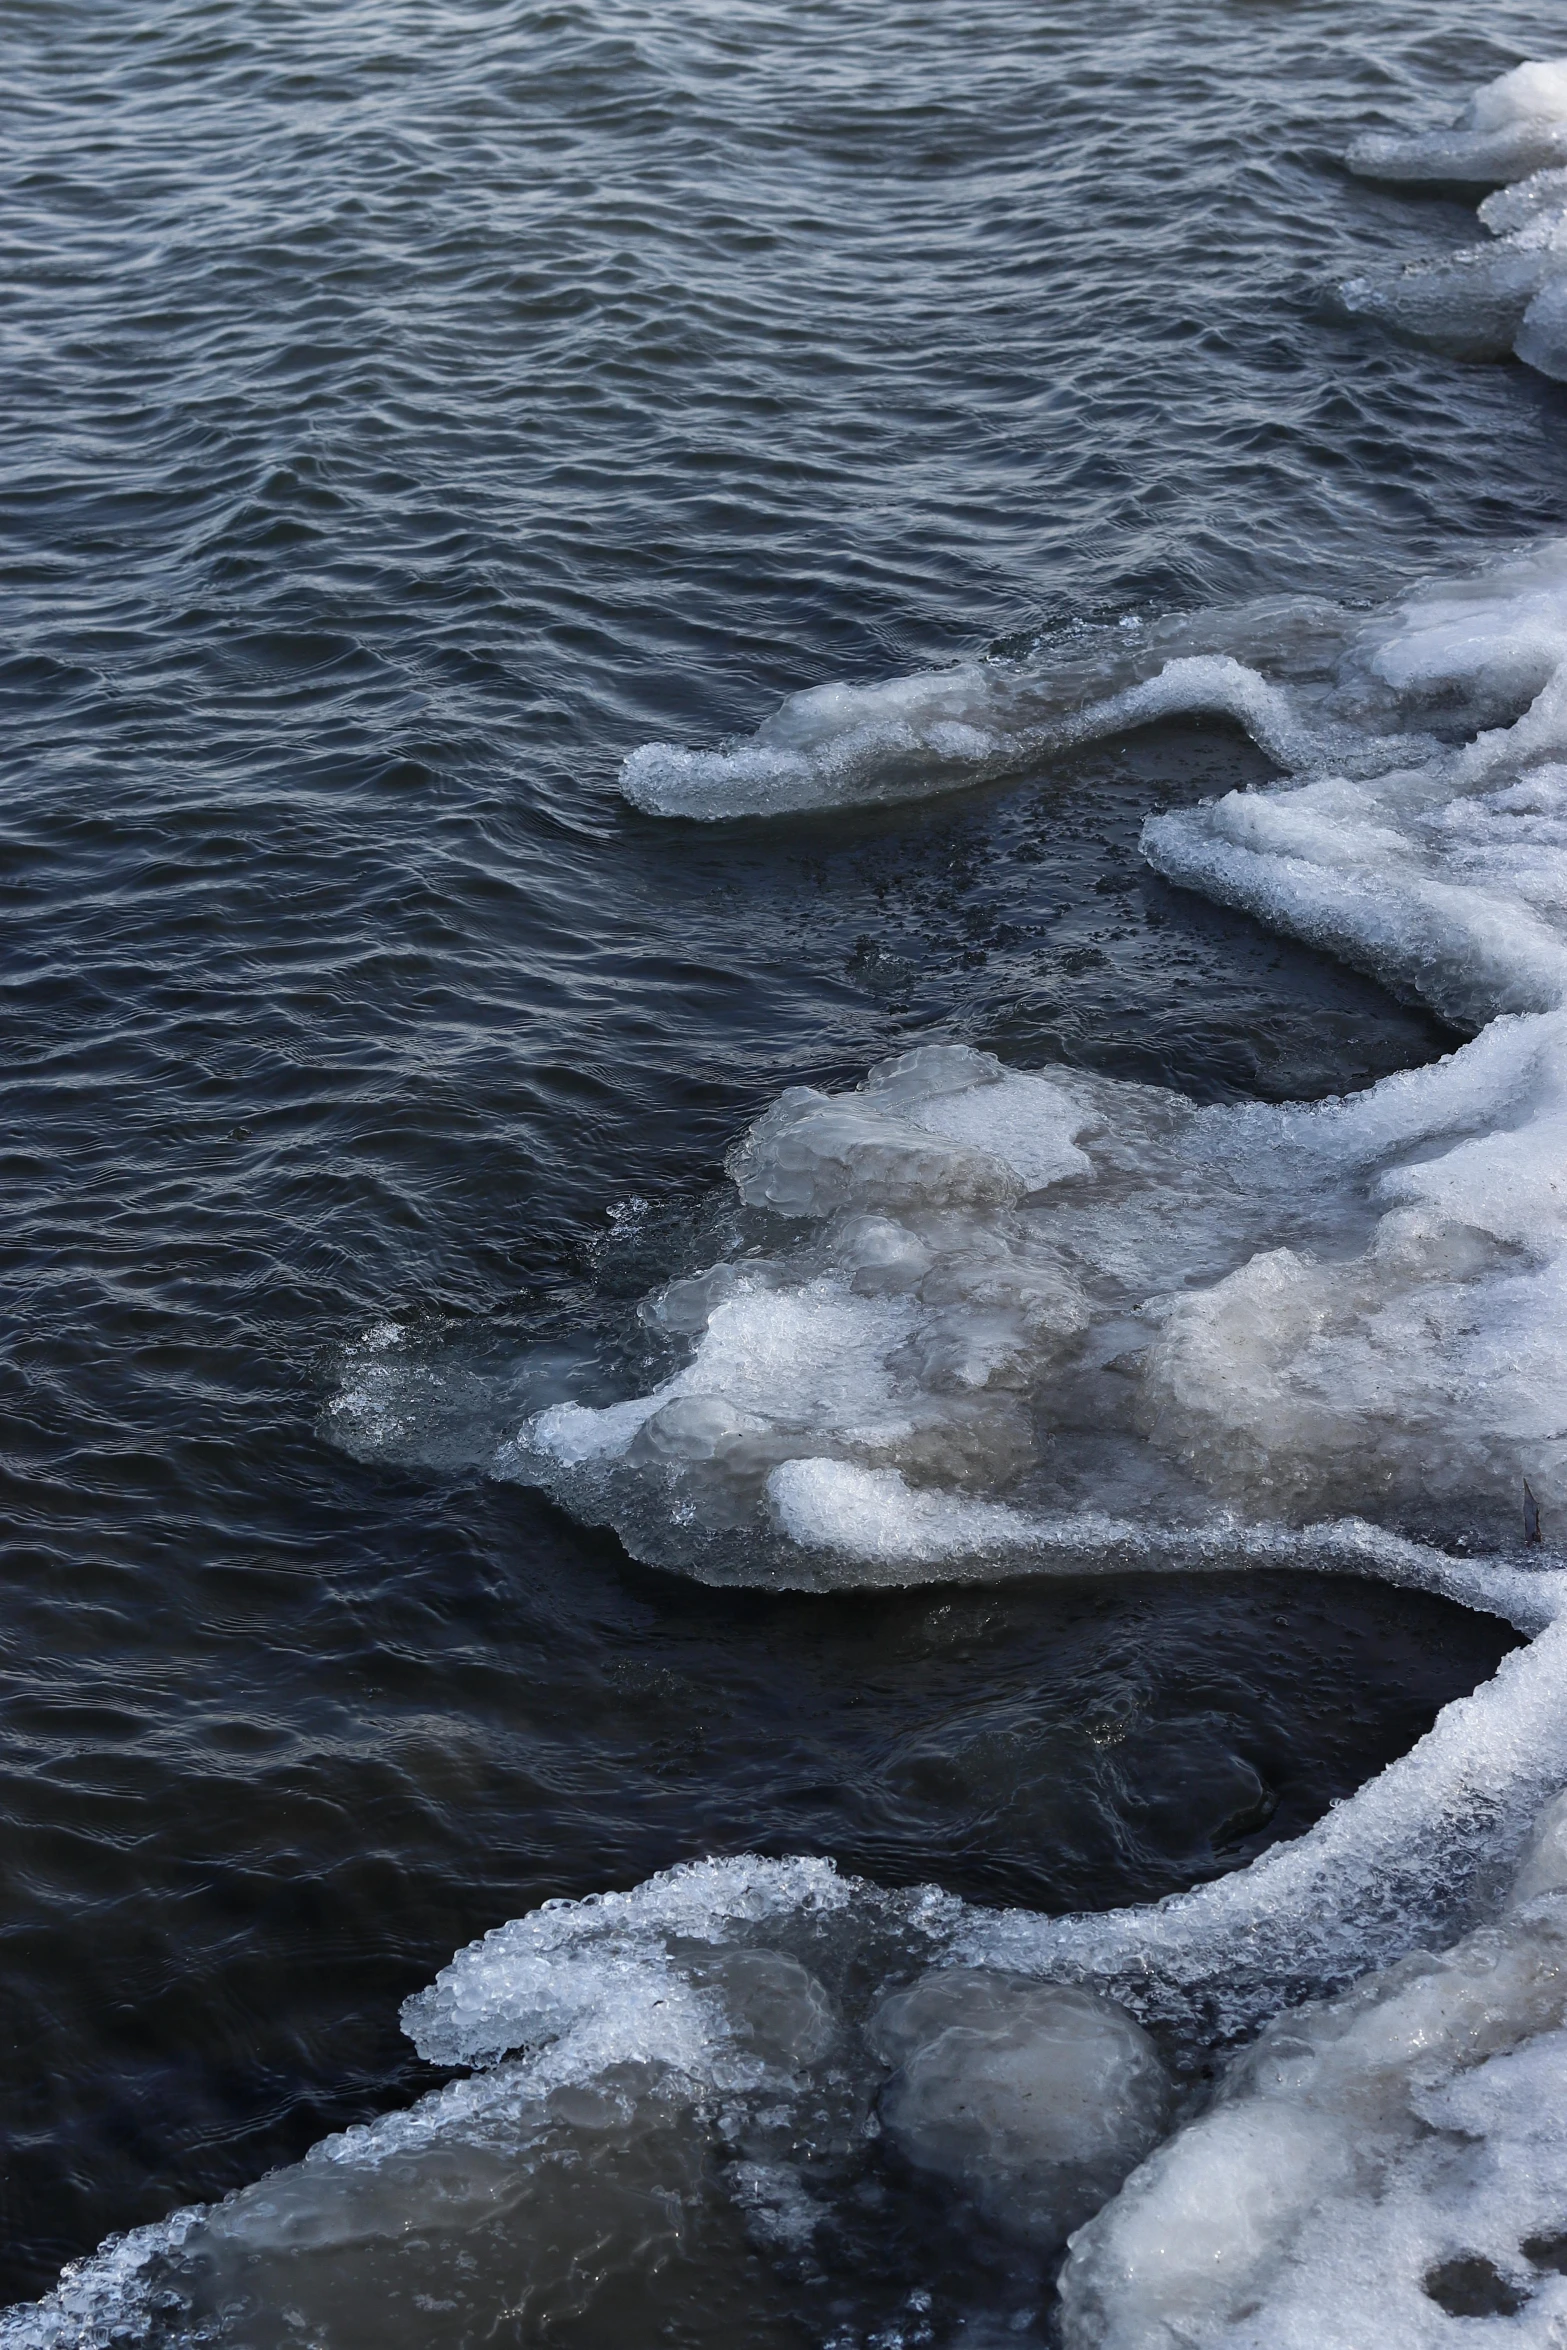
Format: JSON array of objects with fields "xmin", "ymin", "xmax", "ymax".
[{"xmin": 2, "ymin": 0, "xmax": 1563, "ymax": 2314}]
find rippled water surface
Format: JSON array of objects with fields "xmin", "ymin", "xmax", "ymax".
[{"xmin": 4, "ymin": 0, "xmax": 1566, "ymax": 2318}]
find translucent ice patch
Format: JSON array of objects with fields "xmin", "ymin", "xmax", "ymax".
[
  {"xmin": 0, "ymin": 1856, "xmax": 945, "ymax": 2350},
  {"xmin": 869, "ymin": 1971, "xmax": 1170, "ymax": 2250},
  {"xmin": 1518, "ymin": 274, "xmax": 1567, "ymax": 380}
]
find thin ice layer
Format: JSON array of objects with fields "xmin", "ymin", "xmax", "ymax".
[
  {"xmin": 0, "ymin": 1858, "xmax": 921, "ymax": 2350},
  {"xmin": 618, "ymin": 600, "xmax": 1420, "ymax": 821}
]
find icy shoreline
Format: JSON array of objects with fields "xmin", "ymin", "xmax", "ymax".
[{"xmin": 20, "ymin": 50, "xmax": 1567, "ymax": 2350}]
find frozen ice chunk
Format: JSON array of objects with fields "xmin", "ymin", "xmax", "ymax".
[
  {"xmin": 1341, "ymin": 229, "xmax": 1567, "ymax": 362},
  {"xmin": 697, "ymin": 1948, "xmax": 838, "ymax": 2069},
  {"xmin": 1348, "ymin": 58, "xmax": 1567, "ymax": 187},
  {"xmin": 1058, "ymin": 1787, "xmax": 1567, "ymax": 2348},
  {"xmin": 729, "ymin": 1046, "xmax": 1091, "ymax": 1215},
  {"xmin": 1060, "ymin": 2101, "xmax": 1355, "ymax": 2347},
  {"xmin": 729, "ymin": 1087, "xmax": 1027, "ymax": 1220},
  {"xmin": 869, "ymin": 1971, "xmax": 1170, "ymax": 2250},
  {"xmin": 403, "ymin": 1854, "xmax": 852, "ymax": 2074},
  {"xmin": 768, "ymin": 1457, "xmax": 1059, "ymax": 1566},
  {"xmin": 1356, "ymin": 534, "xmax": 1567, "ymax": 710},
  {"xmin": 1347, "ymin": 119, "xmax": 1567, "ymax": 188}
]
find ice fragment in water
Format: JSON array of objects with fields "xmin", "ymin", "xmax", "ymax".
[{"xmin": 1345, "ymin": 60, "xmax": 1567, "ymax": 387}]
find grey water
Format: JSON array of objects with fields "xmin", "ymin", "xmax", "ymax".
[{"xmin": 1, "ymin": 0, "xmax": 1561, "ymax": 2330}]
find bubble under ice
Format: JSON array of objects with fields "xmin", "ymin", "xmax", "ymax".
[
  {"xmin": 868, "ymin": 1972, "xmax": 1171, "ymax": 2251},
  {"xmin": 28, "ymin": 52, "xmax": 1567, "ymax": 2350}
]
